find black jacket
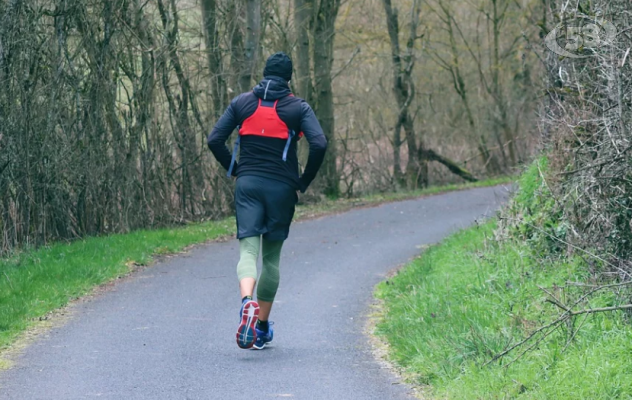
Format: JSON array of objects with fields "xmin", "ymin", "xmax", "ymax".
[{"xmin": 207, "ymin": 76, "xmax": 327, "ymax": 192}]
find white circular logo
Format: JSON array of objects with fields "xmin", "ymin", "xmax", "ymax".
[{"xmin": 544, "ymin": 15, "xmax": 617, "ymax": 58}]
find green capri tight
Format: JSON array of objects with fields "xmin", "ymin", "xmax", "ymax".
[{"xmin": 236, "ymin": 236, "xmax": 284, "ymax": 302}]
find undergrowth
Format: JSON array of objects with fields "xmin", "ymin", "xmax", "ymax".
[
  {"xmin": 376, "ymin": 220, "xmax": 632, "ymax": 399},
  {"xmin": 376, "ymin": 159, "xmax": 632, "ymax": 398}
]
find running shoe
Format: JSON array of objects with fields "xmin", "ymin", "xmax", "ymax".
[
  {"xmin": 236, "ymin": 300, "xmax": 260, "ymax": 349},
  {"xmin": 253, "ymin": 321, "xmax": 274, "ymax": 350}
]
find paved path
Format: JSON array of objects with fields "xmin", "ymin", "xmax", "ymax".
[{"xmin": 0, "ymin": 186, "xmax": 509, "ymax": 400}]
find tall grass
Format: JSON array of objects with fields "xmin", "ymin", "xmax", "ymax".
[{"xmin": 376, "ymin": 221, "xmax": 632, "ymax": 398}]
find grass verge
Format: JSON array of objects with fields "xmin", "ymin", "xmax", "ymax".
[
  {"xmin": 0, "ymin": 177, "xmax": 510, "ymax": 353},
  {"xmin": 0, "ymin": 219, "xmax": 235, "ymax": 352},
  {"xmin": 375, "ymin": 221, "xmax": 632, "ymax": 399}
]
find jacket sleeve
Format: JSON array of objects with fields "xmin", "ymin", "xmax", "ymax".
[
  {"xmin": 298, "ymin": 102, "xmax": 328, "ymax": 192},
  {"xmin": 207, "ymin": 97, "xmax": 240, "ymax": 175}
]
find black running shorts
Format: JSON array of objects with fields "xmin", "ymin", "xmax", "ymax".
[{"xmin": 235, "ymin": 175, "xmax": 298, "ymax": 241}]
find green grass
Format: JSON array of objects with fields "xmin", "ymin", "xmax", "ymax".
[
  {"xmin": 375, "ymin": 221, "xmax": 632, "ymax": 399},
  {"xmin": 0, "ymin": 219, "xmax": 235, "ymax": 350},
  {"xmin": 0, "ymin": 177, "xmax": 510, "ymax": 352}
]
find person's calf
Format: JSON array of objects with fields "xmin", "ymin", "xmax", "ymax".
[
  {"xmin": 239, "ymin": 277, "xmax": 256, "ymax": 299},
  {"xmin": 257, "ymin": 239, "xmax": 283, "ymax": 309},
  {"xmin": 258, "ymin": 300, "xmax": 273, "ymax": 322}
]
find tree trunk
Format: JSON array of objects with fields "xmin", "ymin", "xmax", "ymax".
[
  {"xmin": 228, "ymin": 1, "xmax": 244, "ymax": 93},
  {"xmin": 384, "ymin": 0, "xmax": 476, "ymax": 187},
  {"xmin": 131, "ymin": 0, "xmax": 156, "ymax": 222},
  {"xmin": 312, "ymin": 0, "xmax": 340, "ymax": 196},
  {"xmin": 439, "ymin": 0, "xmax": 500, "ymax": 175},
  {"xmin": 201, "ymin": 0, "xmax": 225, "ymax": 118},
  {"xmin": 294, "ymin": 0, "xmax": 313, "ymax": 101},
  {"xmin": 491, "ymin": 0, "xmax": 516, "ymax": 167},
  {"xmin": 158, "ymin": 0, "xmax": 203, "ymax": 215},
  {"xmin": 392, "ymin": 121, "xmax": 404, "ymax": 185},
  {"xmin": 241, "ymin": 0, "xmax": 261, "ymax": 93},
  {"xmin": 382, "ymin": 0, "xmax": 427, "ymax": 188}
]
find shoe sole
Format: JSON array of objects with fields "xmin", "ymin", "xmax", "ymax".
[
  {"xmin": 236, "ymin": 301, "xmax": 259, "ymax": 349},
  {"xmin": 252, "ymin": 340, "xmax": 271, "ymax": 350}
]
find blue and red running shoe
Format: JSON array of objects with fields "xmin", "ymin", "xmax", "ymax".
[
  {"xmin": 236, "ymin": 300, "xmax": 260, "ymax": 349},
  {"xmin": 253, "ymin": 322, "xmax": 274, "ymax": 350}
]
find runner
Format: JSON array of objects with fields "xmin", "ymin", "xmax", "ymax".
[{"xmin": 207, "ymin": 52, "xmax": 328, "ymax": 349}]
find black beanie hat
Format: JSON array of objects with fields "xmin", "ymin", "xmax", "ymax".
[{"xmin": 263, "ymin": 52, "xmax": 293, "ymax": 81}]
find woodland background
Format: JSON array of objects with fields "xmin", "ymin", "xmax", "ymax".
[
  {"xmin": 0, "ymin": 0, "xmax": 558, "ymax": 252},
  {"xmin": 2, "ymin": 1, "xmax": 631, "ymax": 390}
]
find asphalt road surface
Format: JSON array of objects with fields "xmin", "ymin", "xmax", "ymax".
[{"xmin": 0, "ymin": 186, "xmax": 509, "ymax": 400}]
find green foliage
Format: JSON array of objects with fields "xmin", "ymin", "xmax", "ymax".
[
  {"xmin": 504, "ymin": 156, "xmax": 568, "ymax": 255},
  {"xmin": 376, "ymin": 221, "xmax": 632, "ymax": 398}
]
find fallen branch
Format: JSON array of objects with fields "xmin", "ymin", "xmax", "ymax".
[
  {"xmin": 485, "ymin": 299, "xmax": 632, "ymax": 366},
  {"xmin": 422, "ymin": 149, "xmax": 478, "ymax": 182},
  {"xmin": 569, "ymin": 304, "xmax": 632, "ymax": 316},
  {"xmin": 482, "ymin": 241, "xmax": 632, "ymax": 366},
  {"xmin": 539, "ymin": 285, "xmax": 571, "ymax": 312},
  {"xmin": 484, "ymin": 310, "xmax": 569, "ymax": 366},
  {"xmin": 504, "ymin": 322, "xmax": 562, "ymax": 368}
]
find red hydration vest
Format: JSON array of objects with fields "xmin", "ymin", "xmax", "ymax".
[
  {"xmin": 239, "ymin": 99, "xmax": 289, "ymax": 139},
  {"xmin": 227, "ymin": 98, "xmax": 301, "ymax": 177}
]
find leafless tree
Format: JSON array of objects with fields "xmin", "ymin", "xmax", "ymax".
[{"xmin": 383, "ymin": 0, "xmax": 477, "ymax": 188}]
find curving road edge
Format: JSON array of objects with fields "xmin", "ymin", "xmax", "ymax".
[{"xmin": 0, "ymin": 185, "xmax": 510, "ymax": 400}]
